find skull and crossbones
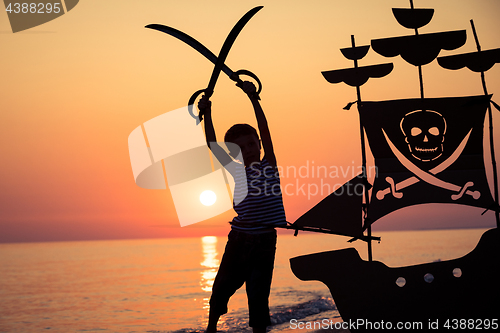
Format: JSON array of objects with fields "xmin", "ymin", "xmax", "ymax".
[
  {"xmin": 376, "ymin": 110, "xmax": 480, "ymax": 201},
  {"xmin": 400, "ymin": 110, "xmax": 446, "ymax": 162}
]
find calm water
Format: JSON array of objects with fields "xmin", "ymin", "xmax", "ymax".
[{"xmin": 0, "ymin": 228, "xmax": 489, "ymax": 333}]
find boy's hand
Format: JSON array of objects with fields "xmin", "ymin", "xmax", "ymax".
[
  {"xmin": 198, "ymin": 95, "xmax": 212, "ymax": 111},
  {"xmin": 237, "ymin": 81, "xmax": 257, "ymax": 98},
  {"xmin": 197, "ymin": 95, "xmax": 212, "ymax": 120}
]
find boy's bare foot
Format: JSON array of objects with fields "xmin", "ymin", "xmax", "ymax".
[{"xmin": 205, "ymin": 311, "xmax": 219, "ymax": 333}]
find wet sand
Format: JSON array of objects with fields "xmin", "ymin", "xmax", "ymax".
[
  {"xmin": 278, "ymin": 328, "xmax": 349, "ymax": 333},
  {"xmin": 271, "ymin": 316, "xmax": 350, "ymax": 333},
  {"xmin": 283, "ymin": 328, "xmax": 350, "ymax": 333}
]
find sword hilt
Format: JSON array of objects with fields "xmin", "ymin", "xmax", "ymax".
[
  {"xmin": 231, "ymin": 69, "xmax": 262, "ymax": 100},
  {"xmin": 188, "ymin": 89, "xmax": 207, "ymax": 125},
  {"xmin": 188, "ymin": 69, "xmax": 263, "ymax": 124}
]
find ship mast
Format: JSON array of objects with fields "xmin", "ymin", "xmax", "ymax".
[
  {"xmin": 410, "ymin": 0, "xmax": 425, "ymax": 99},
  {"xmin": 288, "ymin": 32, "xmax": 390, "ymax": 245},
  {"xmin": 371, "ymin": 0, "xmax": 466, "ymax": 100},
  {"xmin": 350, "ymin": 35, "xmax": 373, "ymax": 261},
  {"xmin": 470, "ymin": 20, "xmax": 500, "ymax": 227},
  {"xmin": 321, "ymin": 36, "xmax": 393, "ymax": 260},
  {"xmin": 436, "ymin": 18, "xmax": 500, "ymax": 227}
]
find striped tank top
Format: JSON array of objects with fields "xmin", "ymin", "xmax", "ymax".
[{"xmin": 231, "ymin": 157, "xmax": 287, "ymax": 233}]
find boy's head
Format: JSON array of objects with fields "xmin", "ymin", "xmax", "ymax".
[{"xmin": 225, "ymin": 124, "xmax": 261, "ymax": 166}]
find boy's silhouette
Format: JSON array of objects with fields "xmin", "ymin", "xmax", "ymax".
[{"xmin": 198, "ymin": 81, "xmax": 287, "ymax": 333}]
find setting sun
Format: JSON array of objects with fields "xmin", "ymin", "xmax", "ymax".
[{"xmin": 200, "ymin": 190, "xmax": 217, "ymax": 206}]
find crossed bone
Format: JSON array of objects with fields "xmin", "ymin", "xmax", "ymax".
[{"xmin": 377, "ymin": 129, "xmax": 481, "ymax": 201}]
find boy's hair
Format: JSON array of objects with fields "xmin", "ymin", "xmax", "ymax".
[{"xmin": 224, "ymin": 124, "xmax": 259, "ymax": 143}]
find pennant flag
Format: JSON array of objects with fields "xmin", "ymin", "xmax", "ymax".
[{"xmin": 4, "ymin": 0, "xmax": 79, "ymax": 33}]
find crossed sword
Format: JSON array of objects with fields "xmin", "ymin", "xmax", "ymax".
[
  {"xmin": 377, "ymin": 129, "xmax": 481, "ymax": 201},
  {"xmin": 146, "ymin": 6, "xmax": 263, "ymax": 124}
]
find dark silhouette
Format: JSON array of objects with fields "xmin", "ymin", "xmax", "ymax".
[
  {"xmin": 199, "ymin": 81, "xmax": 287, "ymax": 333},
  {"xmin": 290, "ymin": 0, "xmax": 500, "ymax": 330}
]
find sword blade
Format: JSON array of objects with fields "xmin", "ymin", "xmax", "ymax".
[
  {"xmin": 205, "ymin": 6, "xmax": 263, "ymax": 97},
  {"xmin": 377, "ymin": 129, "xmax": 472, "ymax": 199},
  {"xmin": 396, "ymin": 129, "xmax": 472, "ymax": 190},
  {"xmin": 145, "ymin": 24, "xmax": 235, "ymax": 78},
  {"xmin": 382, "ymin": 129, "xmax": 462, "ymax": 192},
  {"xmin": 429, "ymin": 129, "xmax": 472, "ymax": 174}
]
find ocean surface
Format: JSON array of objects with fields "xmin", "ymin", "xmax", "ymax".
[{"xmin": 0, "ymin": 228, "xmax": 490, "ymax": 333}]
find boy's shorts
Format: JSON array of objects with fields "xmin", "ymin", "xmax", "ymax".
[{"xmin": 209, "ymin": 229, "xmax": 277, "ymax": 328}]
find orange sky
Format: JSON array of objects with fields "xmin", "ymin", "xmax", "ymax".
[{"xmin": 1, "ymin": 0, "xmax": 500, "ymax": 242}]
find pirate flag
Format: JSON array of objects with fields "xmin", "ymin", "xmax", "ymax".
[{"xmin": 359, "ymin": 94, "xmax": 496, "ymax": 224}]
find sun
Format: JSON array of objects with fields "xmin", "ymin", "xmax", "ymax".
[{"xmin": 200, "ymin": 190, "xmax": 217, "ymax": 206}]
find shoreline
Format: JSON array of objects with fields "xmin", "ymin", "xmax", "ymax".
[
  {"xmin": 275, "ymin": 326, "xmax": 350, "ymax": 333},
  {"xmin": 269, "ymin": 312, "xmax": 350, "ymax": 333}
]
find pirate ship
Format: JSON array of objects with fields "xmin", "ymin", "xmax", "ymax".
[{"xmin": 288, "ymin": 1, "xmax": 500, "ymax": 329}]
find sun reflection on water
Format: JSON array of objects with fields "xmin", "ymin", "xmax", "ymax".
[
  {"xmin": 200, "ymin": 236, "xmax": 220, "ymax": 327},
  {"xmin": 201, "ymin": 237, "xmax": 219, "ymax": 270},
  {"xmin": 200, "ymin": 236, "xmax": 219, "ymax": 307}
]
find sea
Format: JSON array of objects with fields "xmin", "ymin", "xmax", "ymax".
[{"xmin": 0, "ymin": 228, "xmax": 490, "ymax": 333}]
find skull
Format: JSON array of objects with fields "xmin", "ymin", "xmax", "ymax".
[{"xmin": 400, "ymin": 110, "xmax": 446, "ymax": 162}]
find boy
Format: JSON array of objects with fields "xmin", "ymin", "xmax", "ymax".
[{"xmin": 198, "ymin": 81, "xmax": 287, "ymax": 333}]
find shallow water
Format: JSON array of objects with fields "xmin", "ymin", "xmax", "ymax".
[{"xmin": 0, "ymin": 228, "xmax": 489, "ymax": 332}]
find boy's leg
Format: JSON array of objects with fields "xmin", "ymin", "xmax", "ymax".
[
  {"xmin": 206, "ymin": 231, "xmax": 247, "ymax": 332},
  {"xmin": 245, "ymin": 231, "xmax": 277, "ymax": 330},
  {"xmin": 205, "ymin": 311, "xmax": 221, "ymax": 333}
]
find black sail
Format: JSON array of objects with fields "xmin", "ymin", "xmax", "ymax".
[
  {"xmin": 322, "ymin": 63, "xmax": 393, "ymax": 87},
  {"xmin": 358, "ymin": 95, "xmax": 496, "ymax": 225},
  {"xmin": 292, "ymin": 175, "xmax": 364, "ymax": 238},
  {"xmin": 438, "ymin": 48, "xmax": 500, "ymax": 72},
  {"xmin": 371, "ymin": 30, "xmax": 467, "ymax": 66}
]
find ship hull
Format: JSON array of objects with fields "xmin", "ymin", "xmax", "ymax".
[{"xmin": 290, "ymin": 228, "xmax": 499, "ymax": 331}]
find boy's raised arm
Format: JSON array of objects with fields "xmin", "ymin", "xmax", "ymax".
[
  {"xmin": 198, "ymin": 96, "xmax": 234, "ymax": 169},
  {"xmin": 239, "ymin": 81, "xmax": 277, "ymax": 168},
  {"xmin": 199, "ymin": 95, "xmax": 216, "ymax": 143}
]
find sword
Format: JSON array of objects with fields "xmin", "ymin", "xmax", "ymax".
[
  {"xmin": 382, "ymin": 129, "xmax": 480, "ymax": 200},
  {"xmin": 146, "ymin": 6, "xmax": 263, "ymax": 123},
  {"xmin": 145, "ymin": 24, "xmax": 262, "ymax": 96}
]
